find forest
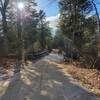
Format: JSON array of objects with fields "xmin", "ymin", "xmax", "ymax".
[
  {"xmin": 0, "ymin": 0, "xmax": 53, "ymax": 72},
  {"xmin": 54, "ymin": 0, "xmax": 100, "ymax": 69},
  {"xmin": 0, "ymin": 0, "xmax": 100, "ymax": 99}
]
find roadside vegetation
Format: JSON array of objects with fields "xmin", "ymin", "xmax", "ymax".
[
  {"xmin": 0, "ymin": 0, "xmax": 53, "ymax": 73},
  {"xmin": 53, "ymin": 0, "xmax": 100, "ymax": 70},
  {"xmin": 0, "ymin": 0, "xmax": 99, "ymax": 96},
  {"xmin": 52, "ymin": 0, "xmax": 100, "ymax": 94}
]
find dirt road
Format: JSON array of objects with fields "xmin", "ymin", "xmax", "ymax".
[{"xmin": 0, "ymin": 53, "xmax": 99, "ymax": 100}]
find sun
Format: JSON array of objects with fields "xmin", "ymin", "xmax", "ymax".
[{"xmin": 18, "ymin": 2, "xmax": 24, "ymax": 10}]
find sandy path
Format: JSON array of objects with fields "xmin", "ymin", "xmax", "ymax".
[{"xmin": 0, "ymin": 53, "xmax": 99, "ymax": 100}]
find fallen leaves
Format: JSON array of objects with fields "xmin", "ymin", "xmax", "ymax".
[{"xmin": 60, "ymin": 62, "xmax": 100, "ymax": 95}]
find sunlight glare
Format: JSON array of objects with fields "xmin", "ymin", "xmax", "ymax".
[{"xmin": 18, "ymin": 2, "xmax": 24, "ymax": 10}]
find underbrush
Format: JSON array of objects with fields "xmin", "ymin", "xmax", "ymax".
[{"xmin": 63, "ymin": 61, "xmax": 100, "ymax": 95}]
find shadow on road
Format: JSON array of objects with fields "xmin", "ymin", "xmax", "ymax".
[{"xmin": 0, "ymin": 58, "xmax": 99, "ymax": 100}]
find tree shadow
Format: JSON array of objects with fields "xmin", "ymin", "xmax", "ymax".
[{"xmin": 0, "ymin": 60, "xmax": 99, "ymax": 100}]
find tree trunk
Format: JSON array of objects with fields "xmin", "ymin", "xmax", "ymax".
[
  {"xmin": 15, "ymin": 0, "xmax": 23, "ymax": 73},
  {"xmin": 2, "ymin": 10, "xmax": 8, "ymax": 57},
  {"xmin": 40, "ymin": 21, "xmax": 46, "ymax": 50},
  {"xmin": 92, "ymin": 0, "xmax": 100, "ymax": 57},
  {"xmin": 92, "ymin": 0, "xmax": 100, "ymax": 33}
]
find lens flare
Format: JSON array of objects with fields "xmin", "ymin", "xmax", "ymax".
[{"xmin": 18, "ymin": 2, "xmax": 24, "ymax": 10}]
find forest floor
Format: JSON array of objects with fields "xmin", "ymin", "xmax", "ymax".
[
  {"xmin": 60, "ymin": 62, "xmax": 100, "ymax": 95},
  {"xmin": 0, "ymin": 53, "xmax": 99, "ymax": 100}
]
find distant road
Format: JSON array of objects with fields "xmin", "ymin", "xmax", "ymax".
[{"xmin": 44, "ymin": 53, "xmax": 64, "ymax": 62}]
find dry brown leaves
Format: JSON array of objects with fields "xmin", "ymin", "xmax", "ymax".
[
  {"xmin": 61, "ymin": 62, "xmax": 100, "ymax": 95},
  {"xmin": 0, "ymin": 59, "xmax": 15, "ymax": 74}
]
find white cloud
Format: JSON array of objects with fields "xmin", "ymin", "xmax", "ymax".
[
  {"xmin": 86, "ymin": 14, "xmax": 92, "ymax": 19},
  {"xmin": 46, "ymin": 14, "xmax": 60, "ymax": 35}
]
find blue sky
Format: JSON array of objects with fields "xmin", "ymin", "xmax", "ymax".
[
  {"xmin": 91, "ymin": 0, "xmax": 100, "ymax": 15},
  {"xmin": 37, "ymin": 0, "xmax": 100, "ymax": 35},
  {"xmin": 37, "ymin": 0, "xmax": 59, "ymax": 17},
  {"xmin": 37, "ymin": 0, "xmax": 59, "ymax": 35},
  {"xmin": 37, "ymin": 0, "xmax": 100, "ymax": 17}
]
